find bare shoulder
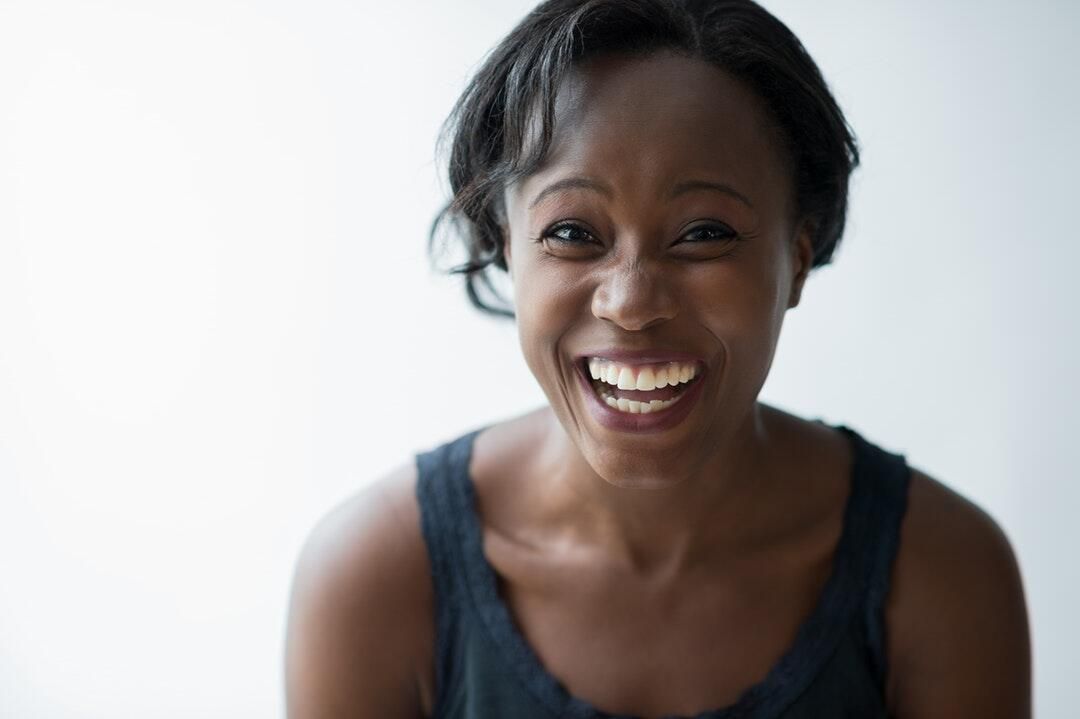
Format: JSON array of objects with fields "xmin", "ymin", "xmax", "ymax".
[
  {"xmin": 885, "ymin": 466, "xmax": 1031, "ymax": 718},
  {"xmin": 284, "ymin": 461, "xmax": 434, "ymax": 719}
]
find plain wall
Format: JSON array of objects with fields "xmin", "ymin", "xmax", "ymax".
[{"xmin": 0, "ymin": 1, "xmax": 1076, "ymax": 716}]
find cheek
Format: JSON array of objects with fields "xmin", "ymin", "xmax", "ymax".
[
  {"xmin": 511, "ymin": 258, "xmax": 588, "ymax": 377},
  {"xmin": 687, "ymin": 256, "xmax": 784, "ymax": 320},
  {"xmin": 686, "ymin": 259, "xmax": 790, "ymax": 370},
  {"xmin": 512, "ymin": 248, "xmax": 592, "ymax": 321}
]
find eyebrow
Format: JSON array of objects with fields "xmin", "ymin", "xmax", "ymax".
[
  {"xmin": 527, "ymin": 176, "xmax": 754, "ymax": 210},
  {"xmin": 528, "ymin": 177, "xmax": 612, "ymax": 209},
  {"xmin": 669, "ymin": 180, "xmax": 755, "ymax": 209}
]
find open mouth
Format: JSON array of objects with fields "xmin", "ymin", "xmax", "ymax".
[{"xmin": 580, "ymin": 357, "xmax": 702, "ymax": 415}]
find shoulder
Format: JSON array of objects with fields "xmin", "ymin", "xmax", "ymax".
[
  {"xmin": 885, "ymin": 466, "xmax": 1031, "ymax": 718},
  {"xmin": 285, "ymin": 460, "xmax": 434, "ymax": 719}
]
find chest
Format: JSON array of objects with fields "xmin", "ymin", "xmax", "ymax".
[{"xmin": 482, "ymin": 533, "xmax": 836, "ymax": 718}]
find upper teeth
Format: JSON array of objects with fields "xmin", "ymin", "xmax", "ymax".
[{"xmin": 587, "ymin": 359, "xmax": 699, "ymax": 391}]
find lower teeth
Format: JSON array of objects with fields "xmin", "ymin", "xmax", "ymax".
[{"xmin": 595, "ymin": 386, "xmax": 684, "ymax": 415}]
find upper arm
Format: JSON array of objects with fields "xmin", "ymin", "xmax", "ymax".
[
  {"xmin": 886, "ymin": 469, "xmax": 1032, "ymax": 719},
  {"xmin": 285, "ymin": 462, "xmax": 434, "ymax": 719}
]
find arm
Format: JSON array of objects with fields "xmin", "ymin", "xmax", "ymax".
[
  {"xmin": 284, "ymin": 463, "xmax": 434, "ymax": 719},
  {"xmin": 886, "ymin": 469, "xmax": 1032, "ymax": 718}
]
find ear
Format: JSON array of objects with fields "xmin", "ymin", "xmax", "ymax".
[{"xmin": 787, "ymin": 221, "xmax": 814, "ymax": 309}]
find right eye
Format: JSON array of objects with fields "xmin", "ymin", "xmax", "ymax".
[{"xmin": 544, "ymin": 222, "xmax": 597, "ymax": 245}]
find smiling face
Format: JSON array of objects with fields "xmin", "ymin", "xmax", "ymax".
[{"xmin": 503, "ymin": 51, "xmax": 814, "ymax": 489}]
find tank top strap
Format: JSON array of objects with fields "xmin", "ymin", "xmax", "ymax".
[
  {"xmin": 415, "ymin": 427, "xmax": 484, "ymax": 596},
  {"xmin": 414, "ymin": 426, "xmax": 489, "ymax": 707},
  {"xmin": 835, "ymin": 425, "xmax": 913, "ymax": 694}
]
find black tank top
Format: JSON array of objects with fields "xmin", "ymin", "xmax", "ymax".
[{"xmin": 415, "ymin": 423, "xmax": 911, "ymax": 718}]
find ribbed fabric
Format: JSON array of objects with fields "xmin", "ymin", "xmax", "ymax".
[{"xmin": 415, "ymin": 424, "xmax": 911, "ymax": 718}]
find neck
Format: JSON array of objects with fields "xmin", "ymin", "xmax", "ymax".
[{"xmin": 538, "ymin": 402, "xmax": 780, "ymax": 579}]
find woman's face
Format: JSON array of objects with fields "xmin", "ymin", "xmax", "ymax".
[{"xmin": 503, "ymin": 51, "xmax": 813, "ymax": 489}]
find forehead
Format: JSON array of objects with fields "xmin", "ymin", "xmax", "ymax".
[{"xmin": 511, "ymin": 51, "xmax": 792, "ymax": 217}]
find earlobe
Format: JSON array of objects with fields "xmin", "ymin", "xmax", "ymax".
[{"xmin": 787, "ymin": 223, "xmax": 814, "ymax": 309}]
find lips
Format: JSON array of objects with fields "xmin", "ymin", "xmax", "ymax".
[{"xmin": 575, "ymin": 348, "xmax": 706, "ymax": 365}]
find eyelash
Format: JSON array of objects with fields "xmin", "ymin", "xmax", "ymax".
[
  {"xmin": 543, "ymin": 222, "xmax": 597, "ymax": 245},
  {"xmin": 537, "ymin": 221, "xmax": 739, "ymax": 246}
]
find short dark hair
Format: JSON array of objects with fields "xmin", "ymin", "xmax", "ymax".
[{"xmin": 429, "ymin": 0, "xmax": 860, "ymax": 319}]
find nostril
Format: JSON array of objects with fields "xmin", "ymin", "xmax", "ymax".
[{"xmin": 591, "ymin": 284, "xmax": 677, "ymax": 331}]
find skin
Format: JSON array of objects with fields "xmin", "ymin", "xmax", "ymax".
[
  {"xmin": 499, "ymin": 50, "xmax": 815, "ymax": 573},
  {"xmin": 284, "ymin": 52, "xmax": 1031, "ymax": 718}
]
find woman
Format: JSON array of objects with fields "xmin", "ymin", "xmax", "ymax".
[{"xmin": 285, "ymin": 1, "xmax": 1031, "ymax": 717}]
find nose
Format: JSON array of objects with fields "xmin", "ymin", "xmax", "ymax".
[{"xmin": 591, "ymin": 257, "xmax": 678, "ymax": 332}]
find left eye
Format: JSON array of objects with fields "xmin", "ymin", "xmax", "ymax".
[{"xmin": 680, "ymin": 224, "xmax": 737, "ymax": 243}]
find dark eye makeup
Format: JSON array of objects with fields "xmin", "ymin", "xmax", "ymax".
[
  {"xmin": 533, "ymin": 220, "xmax": 740, "ymax": 247},
  {"xmin": 679, "ymin": 223, "xmax": 739, "ymax": 243},
  {"xmin": 544, "ymin": 221, "xmax": 598, "ymax": 245}
]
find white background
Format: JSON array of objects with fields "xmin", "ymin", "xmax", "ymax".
[{"xmin": 1, "ymin": 1, "xmax": 1076, "ymax": 716}]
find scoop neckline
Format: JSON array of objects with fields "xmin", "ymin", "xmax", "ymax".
[{"xmin": 448, "ymin": 423, "xmax": 872, "ymax": 719}]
